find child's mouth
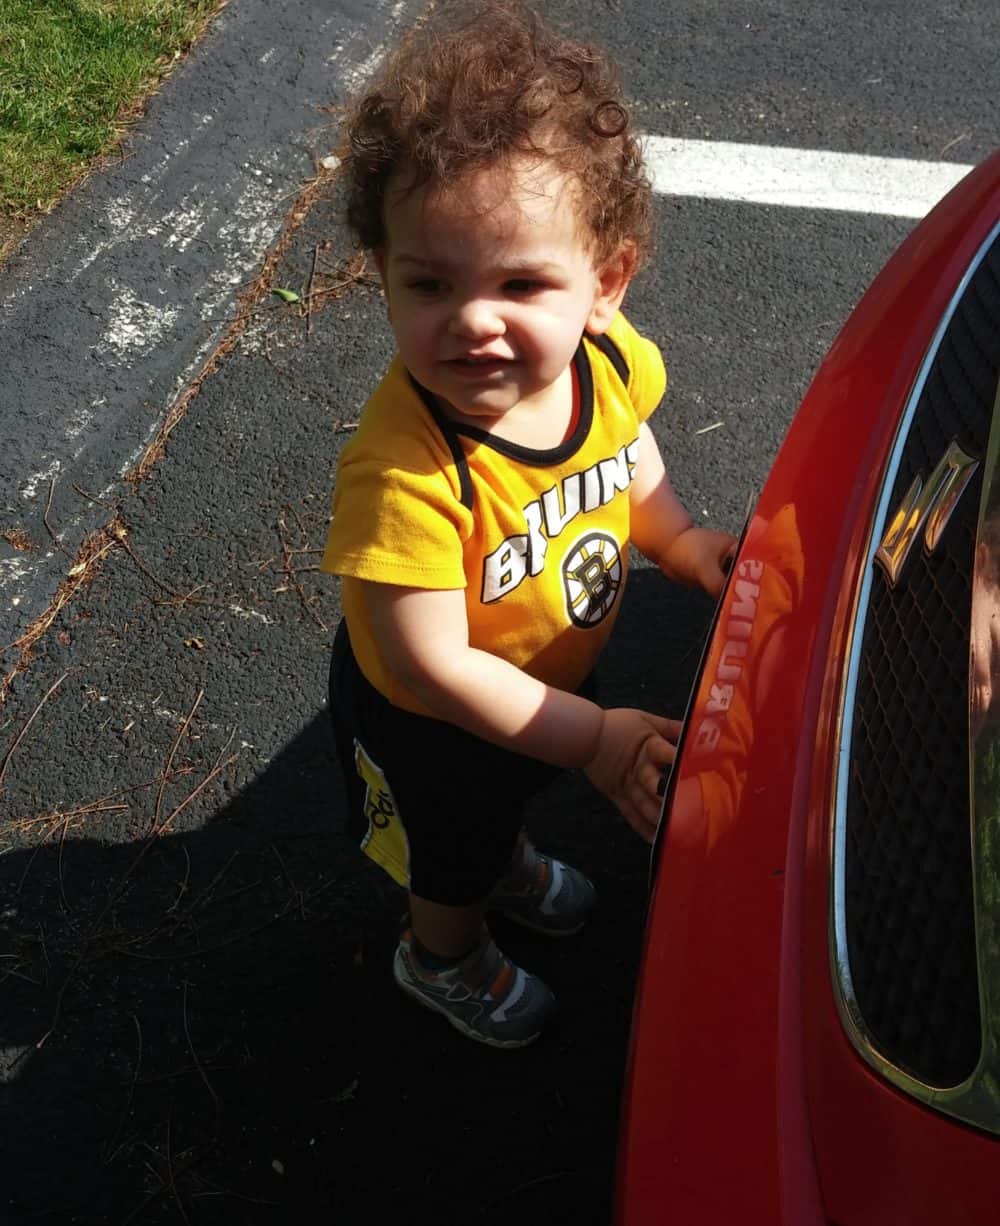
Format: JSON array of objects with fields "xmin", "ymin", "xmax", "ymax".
[{"xmin": 447, "ymin": 356, "xmax": 511, "ymax": 376}]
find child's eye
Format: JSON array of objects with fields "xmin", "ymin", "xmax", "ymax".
[
  {"xmin": 504, "ymin": 278, "xmax": 543, "ymax": 294},
  {"xmin": 408, "ymin": 278, "xmax": 445, "ymax": 294}
]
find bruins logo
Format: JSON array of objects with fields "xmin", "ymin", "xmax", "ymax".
[{"xmin": 563, "ymin": 531, "xmax": 623, "ymax": 627}]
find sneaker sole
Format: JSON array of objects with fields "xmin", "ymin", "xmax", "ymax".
[{"xmin": 392, "ymin": 952, "xmax": 547, "ymax": 1049}]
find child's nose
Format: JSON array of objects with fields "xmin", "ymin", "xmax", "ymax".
[{"xmin": 449, "ymin": 298, "xmax": 504, "ymax": 339}]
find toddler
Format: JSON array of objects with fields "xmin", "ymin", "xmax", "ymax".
[{"xmin": 322, "ymin": 0, "xmax": 735, "ymax": 1048}]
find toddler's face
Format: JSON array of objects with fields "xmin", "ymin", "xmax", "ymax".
[{"xmin": 376, "ymin": 159, "xmax": 624, "ymax": 425}]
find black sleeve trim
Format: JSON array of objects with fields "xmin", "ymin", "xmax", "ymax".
[
  {"xmin": 409, "ymin": 376, "xmax": 475, "ymax": 511},
  {"xmin": 587, "ymin": 331, "xmax": 630, "ymax": 388}
]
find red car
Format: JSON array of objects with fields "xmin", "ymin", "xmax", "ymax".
[{"xmin": 616, "ymin": 149, "xmax": 1000, "ymax": 1225}]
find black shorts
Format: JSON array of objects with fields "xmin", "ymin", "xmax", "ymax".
[{"xmin": 328, "ymin": 621, "xmax": 590, "ymax": 906}]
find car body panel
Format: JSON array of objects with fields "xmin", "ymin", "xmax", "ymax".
[{"xmin": 616, "ymin": 150, "xmax": 1000, "ymax": 1226}]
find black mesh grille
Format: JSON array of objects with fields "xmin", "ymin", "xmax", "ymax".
[{"xmin": 845, "ymin": 233, "xmax": 1000, "ymax": 1086}]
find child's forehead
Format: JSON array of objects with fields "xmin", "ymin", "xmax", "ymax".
[{"xmin": 384, "ymin": 159, "xmax": 591, "ymax": 251}]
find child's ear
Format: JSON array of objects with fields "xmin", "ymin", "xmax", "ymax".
[{"xmin": 587, "ymin": 243, "xmax": 637, "ymax": 335}]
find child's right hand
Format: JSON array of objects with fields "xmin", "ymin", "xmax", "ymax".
[
  {"xmin": 584, "ymin": 708, "xmax": 682, "ymax": 843},
  {"xmin": 659, "ymin": 526, "xmax": 738, "ymax": 600}
]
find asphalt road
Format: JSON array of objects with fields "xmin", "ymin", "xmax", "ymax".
[{"xmin": 1, "ymin": 1, "xmax": 996, "ymax": 1223}]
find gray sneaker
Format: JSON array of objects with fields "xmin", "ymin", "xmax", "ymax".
[
  {"xmin": 393, "ymin": 928, "xmax": 555, "ymax": 1048},
  {"xmin": 490, "ymin": 836, "xmax": 596, "ymax": 937}
]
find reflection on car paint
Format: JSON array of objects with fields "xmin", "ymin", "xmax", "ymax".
[{"xmin": 682, "ymin": 505, "xmax": 804, "ymax": 848}]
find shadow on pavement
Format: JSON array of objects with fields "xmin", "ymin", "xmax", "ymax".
[{"xmin": 1, "ymin": 570, "xmax": 715, "ymax": 1226}]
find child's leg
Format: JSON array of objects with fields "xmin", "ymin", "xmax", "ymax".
[
  {"xmin": 329, "ymin": 625, "xmax": 560, "ymax": 1045},
  {"xmin": 489, "ymin": 830, "xmax": 596, "ymax": 937},
  {"xmin": 409, "ymin": 894, "xmax": 486, "ymax": 959}
]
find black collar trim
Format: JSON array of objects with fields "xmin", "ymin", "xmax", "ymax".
[
  {"xmin": 412, "ymin": 342, "xmax": 595, "ymax": 468},
  {"xmin": 413, "ymin": 382, "xmax": 475, "ymax": 510}
]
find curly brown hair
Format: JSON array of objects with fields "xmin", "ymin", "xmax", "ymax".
[{"xmin": 337, "ymin": 0, "xmax": 651, "ymax": 266}]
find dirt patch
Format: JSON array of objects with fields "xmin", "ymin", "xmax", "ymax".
[{"xmin": 0, "ymin": 214, "xmax": 35, "ymax": 266}]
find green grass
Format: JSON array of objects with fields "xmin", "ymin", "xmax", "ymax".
[{"xmin": 0, "ymin": 0, "xmax": 222, "ymax": 217}]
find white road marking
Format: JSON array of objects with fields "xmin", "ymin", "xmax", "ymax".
[
  {"xmin": 96, "ymin": 282, "xmax": 181, "ymax": 359},
  {"xmin": 19, "ymin": 459, "xmax": 61, "ymax": 501},
  {"xmin": 339, "ymin": 0, "xmax": 408, "ymax": 89},
  {"xmin": 2, "ymin": 0, "xmax": 428, "ymax": 649},
  {"xmin": 228, "ymin": 604, "xmax": 274, "ymax": 624},
  {"xmin": 644, "ymin": 137, "xmax": 975, "ymax": 218}
]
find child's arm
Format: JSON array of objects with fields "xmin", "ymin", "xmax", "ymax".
[
  {"xmin": 361, "ymin": 582, "xmax": 679, "ymax": 840},
  {"xmin": 629, "ymin": 422, "xmax": 736, "ymax": 597}
]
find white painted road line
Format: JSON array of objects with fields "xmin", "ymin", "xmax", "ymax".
[{"xmin": 644, "ymin": 137, "xmax": 975, "ymax": 218}]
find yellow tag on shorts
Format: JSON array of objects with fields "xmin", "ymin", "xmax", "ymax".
[{"xmin": 354, "ymin": 740, "xmax": 410, "ymax": 887}]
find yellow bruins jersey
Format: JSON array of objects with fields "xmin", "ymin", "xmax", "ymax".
[{"xmin": 322, "ymin": 312, "xmax": 667, "ymax": 715}]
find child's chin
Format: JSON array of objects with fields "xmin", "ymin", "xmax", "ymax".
[{"xmin": 447, "ymin": 393, "xmax": 515, "ymax": 419}]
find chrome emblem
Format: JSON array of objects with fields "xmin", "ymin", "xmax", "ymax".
[{"xmin": 874, "ymin": 440, "xmax": 979, "ymax": 585}]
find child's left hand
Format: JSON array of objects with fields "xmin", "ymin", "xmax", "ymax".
[
  {"xmin": 659, "ymin": 526, "xmax": 738, "ymax": 599},
  {"xmin": 583, "ymin": 708, "xmax": 682, "ymax": 842}
]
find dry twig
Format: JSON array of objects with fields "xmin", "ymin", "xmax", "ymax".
[
  {"xmin": 43, "ymin": 478, "xmax": 71, "ymax": 558},
  {"xmin": 164, "ymin": 1112, "xmax": 195, "ymax": 1226},
  {"xmin": 34, "ymin": 704, "xmax": 239, "ymax": 1052},
  {"xmin": 157, "ymin": 734, "xmax": 237, "ymax": 837},
  {"xmin": 276, "ymin": 508, "xmax": 328, "ymax": 631},
  {"xmin": 56, "ymin": 814, "xmax": 71, "ymax": 910},
  {"xmin": 189, "ymin": 1170, "xmax": 279, "ymax": 1207},
  {"xmin": 305, "ymin": 240, "xmax": 327, "ymax": 336},
  {"xmin": 129, "ymin": 158, "xmax": 342, "ymax": 486},
  {"xmin": 6, "ymin": 770, "xmax": 192, "ymax": 845},
  {"xmin": 167, "ymin": 845, "xmax": 193, "ymax": 915},
  {"xmin": 153, "ymin": 691, "xmax": 203, "ymax": 833},
  {"xmin": 114, "ymin": 525, "xmax": 184, "ymax": 600},
  {"xmin": 271, "ymin": 842, "xmax": 306, "ymax": 920},
  {"xmin": 1, "ymin": 528, "xmax": 35, "ymax": 552},
  {"xmin": 116, "ymin": 878, "xmax": 334, "ymax": 964},
  {"xmin": 120, "ymin": 1142, "xmax": 214, "ymax": 1226},
  {"xmin": 72, "ymin": 483, "xmax": 115, "ymax": 511},
  {"xmin": 1, "ymin": 523, "xmax": 120, "ymax": 702},
  {"xmin": 0, "ymin": 668, "xmax": 73, "ymax": 793},
  {"xmin": 102, "ymin": 1013, "xmax": 143, "ymax": 1166},
  {"xmin": 302, "ymin": 250, "xmax": 374, "ymax": 307},
  {"xmin": 182, "ymin": 979, "xmax": 220, "ymax": 1130}
]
